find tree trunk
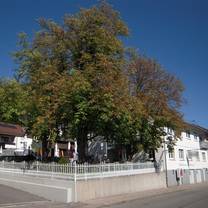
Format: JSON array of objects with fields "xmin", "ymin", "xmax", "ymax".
[
  {"xmin": 152, "ymin": 149, "xmax": 156, "ymax": 162},
  {"xmin": 41, "ymin": 135, "xmax": 48, "ymax": 161},
  {"xmin": 77, "ymin": 129, "xmax": 88, "ymax": 163}
]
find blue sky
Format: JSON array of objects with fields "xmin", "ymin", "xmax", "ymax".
[{"xmin": 0, "ymin": 0, "xmax": 208, "ymax": 127}]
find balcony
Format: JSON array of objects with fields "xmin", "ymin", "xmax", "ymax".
[{"xmin": 200, "ymin": 141, "xmax": 208, "ymax": 150}]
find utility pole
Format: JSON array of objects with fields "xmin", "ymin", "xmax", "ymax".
[{"xmin": 163, "ymin": 141, "xmax": 169, "ymax": 187}]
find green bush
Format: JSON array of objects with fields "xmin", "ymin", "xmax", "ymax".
[{"xmin": 58, "ymin": 157, "xmax": 69, "ymax": 164}]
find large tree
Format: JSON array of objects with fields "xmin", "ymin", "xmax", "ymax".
[
  {"xmin": 126, "ymin": 54, "xmax": 185, "ymax": 158},
  {"xmin": 14, "ymin": 2, "xmax": 142, "ymax": 161},
  {"xmin": 12, "ymin": 2, "xmax": 185, "ymax": 162}
]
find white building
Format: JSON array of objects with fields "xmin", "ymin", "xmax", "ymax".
[
  {"xmin": 0, "ymin": 122, "xmax": 32, "ymax": 156},
  {"xmin": 156, "ymin": 123, "xmax": 208, "ymax": 186}
]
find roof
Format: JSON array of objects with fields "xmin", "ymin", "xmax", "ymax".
[
  {"xmin": 185, "ymin": 123, "xmax": 208, "ymax": 140},
  {"xmin": 0, "ymin": 122, "xmax": 25, "ymax": 137}
]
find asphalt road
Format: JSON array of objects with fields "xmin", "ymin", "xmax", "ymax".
[
  {"xmin": 0, "ymin": 184, "xmax": 49, "ymax": 207},
  {"xmin": 0, "ymin": 183, "xmax": 208, "ymax": 208},
  {"xmin": 0, "ymin": 185, "xmax": 77, "ymax": 208},
  {"xmin": 104, "ymin": 184, "xmax": 208, "ymax": 208}
]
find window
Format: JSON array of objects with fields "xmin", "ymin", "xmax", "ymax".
[
  {"xmin": 196, "ymin": 151, "xmax": 200, "ymax": 161},
  {"xmin": 167, "ymin": 128, "xmax": 173, "ymax": 135},
  {"xmin": 194, "ymin": 134, "xmax": 198, "ymax": 141},
  {"xmin": 179, "ymin": 149, "xmax": 184, "ymax": 160},
  {"xmin": 186, "ymin": 131, "xmax": 191, "ymax": 139},
  {"xmin": 188, "ymin": 150, "xmax": 200, "ymax": 161},
  {"xmin": 168, "ymin": 149, "xmax": 175, "ymax": 159},
  {"xmin": 20, "ymin": 141, "xmax": 27, "ymax": 149},
  {"xmin": 187, "ymin": 150, "xmax": 192, "ymax": 161},
  {"xmin": 202, "ymin": 152, "xmax": 206, "ymax": 161}
]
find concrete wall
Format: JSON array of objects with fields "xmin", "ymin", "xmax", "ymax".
[
  {"xmin": 167, "ymin": 168, "xmax": 208, "ymax": 187},
  {"xmin": 0, "ymin": 171, "xmax": 74, "ymax": 203},
  {"xmin": 76, "ymin": 172, "xmax": 166, "ymax": 201},
  {"xmin": 0, "ymin": 169, "xmax": 166, "ymax": 203},
  {"xmin": 1, "ymin": 168, "xmax": 208, "ymax": 203}
]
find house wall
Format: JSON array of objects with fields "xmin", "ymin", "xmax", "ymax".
[
  {"xmin": 164, "ymin": 130, "xmax": 208, "ymax": 170},
  {"xmin": 5, "ymin": 135, "xmax": 32, "ymax": 150},
  {"xmin": 166, "ymin": 169, "xmax": 208, "ymax": 186},
  {"xmin": 156, "ymin": 127, "xmax": 208, "ymax": 187},
  {"xmin": 156, "ymin": 128, "xmax": 208, "ymax": 171}
]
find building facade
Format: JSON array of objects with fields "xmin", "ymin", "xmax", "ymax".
[
  {"xmin": 0, "ymin": 122, "xmax": 32, "ymax": 156},
  {"xmin": 156, "ymin": 124, "xmax": 208, "ymax": 186}
]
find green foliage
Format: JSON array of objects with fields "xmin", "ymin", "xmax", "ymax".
[
  {"xmin": 0, "ymin": 79, "xmax": 28, "ymax": 125},
  {"xmin": 58, "ymin": 157, "xmax": 69, "ymax": 164},
  {"xmin": 6, "ymin": 1, "xmax": 185, "ymax": 161}
]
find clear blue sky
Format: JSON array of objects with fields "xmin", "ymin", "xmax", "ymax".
[{"xmin": 0, "ymin": 0, "xmax": 207, "ymax": 127}]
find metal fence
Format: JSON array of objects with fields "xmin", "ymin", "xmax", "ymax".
[{"xmin": 0, "ymin": 160, "xmax": 155, "ymax": 180}]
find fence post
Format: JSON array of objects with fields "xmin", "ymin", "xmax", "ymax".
[
  {"xmin": 51, "ymin": 162, "xmax": 54, "ymax": 178},
  {"xmin": 36, "ymin": 161, "xmax": 39, "ymax": 172},
  {"xmin": 84, "ymin": 164, "xmax": 87, "ymax": 180},
  {"xmin": 74, "ymin": 161, "xmax": 77, "ymax": 202},
  {"xmin": 23, "ymin": 161, "xmax": 26, "ymax": 174}
]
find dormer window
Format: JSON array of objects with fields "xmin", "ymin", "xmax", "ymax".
[
  {"xmin": 186, "ymin": 131, "xmax": 191, "ymax": 139},
  {"xmin": 194, "ymin": 134, "xmax": 198, "ymax": 141}
]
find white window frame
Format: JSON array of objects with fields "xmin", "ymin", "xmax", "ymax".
[
  {"xmin": 168, "ymin": 149, "xmax": 175, "ymax": 160},
  {"xmin": 202, "ymin": 152, "xmax": 206, "ymax": 162},
  {"xmin": 196, "ymin": 151, "xmax": 200, "ymax": 161},
  {"xmin": 187, "ymin": 150, "xmax": 193, "ymax": 161},
  {"xmin": 194, "ymin": 134, "xmax": 198, "ymax": 141},
  {"xmin": 179, "ymin": 149, "xmax": 184, "ymax": 160}
]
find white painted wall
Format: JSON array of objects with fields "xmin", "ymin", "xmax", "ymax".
[
  {"xmin": 5, "ymin": 135, "xmax": 32, "ymax": 150},
  {"xmin": 157, "ymin": 128, "xmax": 208, "ymax": 170}
]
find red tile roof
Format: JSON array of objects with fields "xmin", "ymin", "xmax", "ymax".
[{"xmin": 0, "ymin": 122, "xmax": 25, "ymax": 137}]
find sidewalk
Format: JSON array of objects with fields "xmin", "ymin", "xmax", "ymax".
[{"xmin": 77, "ymin": 182, "xmax": 208, "ymax": 208}]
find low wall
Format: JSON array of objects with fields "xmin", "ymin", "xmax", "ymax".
[
  {"xmin": 0, "ymin": 169, "xmax": 166, "ymax": 203},
  {"xmin": 76, "ymin": 172, "xmax": 166, "ymax": 201},
  {"xmin": 167, "ymin": 168, "xmax": 208, "ymax": 187},
  {"xmin": 1, "ymin": 167, "xmax": 208, "ymax": 203},
  {"xmin": 0, "ymin": 170, "xmax": 74, "ymax": 203}
]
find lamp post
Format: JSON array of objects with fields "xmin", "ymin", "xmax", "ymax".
[{"xmin": 163, "ymin": 140, "xmax": 169, "ymax": 187}]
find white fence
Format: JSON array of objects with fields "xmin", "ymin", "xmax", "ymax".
[{"xmin": 0, "ymin": 160, "xmax": 155, "ymax": 180}]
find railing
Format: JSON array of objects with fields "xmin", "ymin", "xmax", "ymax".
[
  {"xmin": 200, "ymin": 141, "xmax": 208, "ymax": 150},
  {"xmin": 0, "ymin": 160, "xmax": 155, "ymax": 180}
]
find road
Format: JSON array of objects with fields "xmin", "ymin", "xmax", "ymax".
[
  {"xmin": 101, "ymin": 183, "xmax": 208, "ymax": 208},
  {"xmin": 0, "ymin": 183, "xmax": 208, "ymax": 207},
  {"xmin": 0, "ymin": 184, "xmax": 70, "ymax": 208}
]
